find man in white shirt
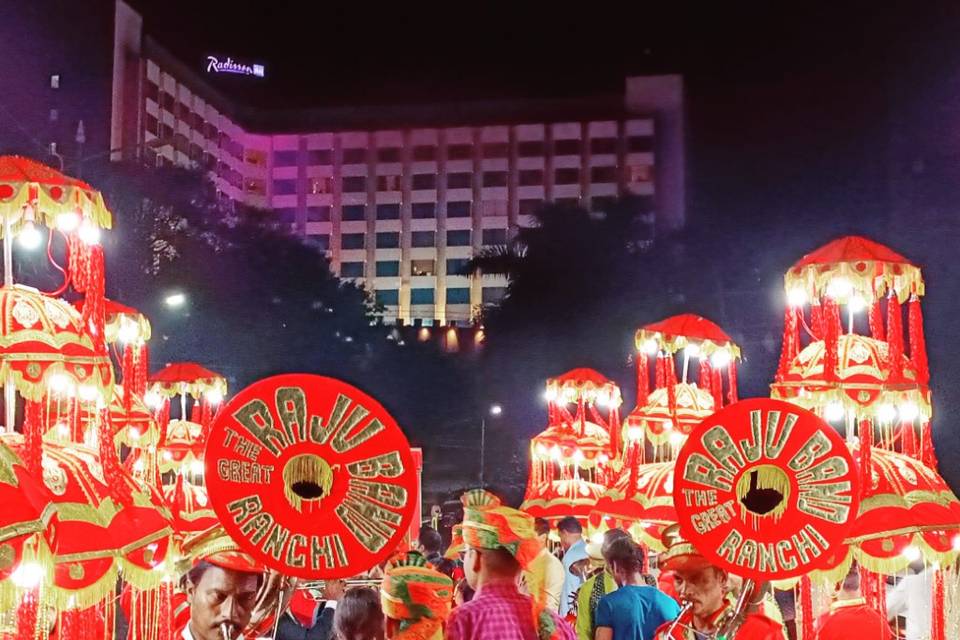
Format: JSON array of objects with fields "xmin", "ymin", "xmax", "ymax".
[
  {"xmin": 520, "ymin": 517, "xmax": 566, "ymax": 611},
  {"xmin": 886, "ymin": 563, "xmax": 933, "ymax": 640}
]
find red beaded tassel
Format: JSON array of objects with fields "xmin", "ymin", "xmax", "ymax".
[
  {"xmin": 900, "ymin": 419, "xmax": 918, "ymax": 458},
  {"xmin": 932, "ymin": 568, "xmax": 945, "ymax": 640},
  {"xmin": 726, "ymin": 361, "xmax": 738, "ymax": 404},
  {"xmin": 665, "ymin": 353, "xmax": 678, "ymax": 422},
  {"xmin": 810, "ymin": 302, "xmax": 824, "ymax": 339},
  {"xmin": 22, "ymin": 400, "xmax": 43, "ymax": 476},
  {"xmin": 99, "ymin": 409, "xmax": 132, "ymax": 506},
  {"xmin": 823, "ymin": 297, "xmax": 841, "ymax": 382},
  {"xmin": 859, "ymin": 419, "xmax": 873, "ymax": 494},
  {"xmin": 635, "ymin": 351, "xmax": 649, "ymax": 408},
  {"xmin": 887, "ymin": 293, "xmax": 904, "ymax": 382},
  {"xmin": 798, "ymin": 576, "xmax": 814, "ymax": 640},
  {"xmin": 776, "ymin": 306, "xmax": 800, "ymax": 381},
  {"xmin": 920, "ymin": 421, "xmax": 939, "ymax": 469},
  {"xmin": 655, "ymin": 353, "xmax": 666, "ymax": 389},
  {"xmin": 711, "ymin": 365, "xmax": 723, "ymax": 410},
  {"xmin": 15, "ymin": 588, "xmax": 38, "ymax": 640},
  {"xmin": 869, "ymin": 298, "xmax": 885, "ymax": 340},
  {"xmin": 908, "ymin": 295, "xmax": 930, "ymax": 385},
  {"xmin": 698, "ymin": 358, "xmax": 712, "ymax": 393},
  {"xmin": 122, "ymin": 344, "xmax": 135, "ymax": 412}
]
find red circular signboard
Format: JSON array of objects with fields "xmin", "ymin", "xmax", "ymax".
[
  {"xmin": 205, "ymin": 374, "xmax": 418, "ymax": 579},
  {"xmin": 673, "ymin": 398, "xmax": 859, "ymax": 581}
]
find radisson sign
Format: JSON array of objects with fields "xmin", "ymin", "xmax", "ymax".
[{"xmin": 206, "ymin": 55, "xmax": 265, "ymax": 78}]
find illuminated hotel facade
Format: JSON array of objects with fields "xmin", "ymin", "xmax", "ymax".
[{"xmin": 111, "ymin": 1, "xmax": 686, "ymax": 326}]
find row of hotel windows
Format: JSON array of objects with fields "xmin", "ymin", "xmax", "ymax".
[
  {"xmin": 332, "ymin": 229, "xmax": 506, "ymax": 250},
  {"xmin": 373, "ymin": 287, "xmax": 505, "ymax": 306},
  {"xmin": 271, "ymin": 164, "xmax": 643, "ymax": 196},
  {"xmin": 270, "ymin": 136, "xmax": 653, "ymax": 167},
  {"xmin": 341, "ymin": 257, "xmax": 473, "ymax": 278},
  {"xmin": 275, "ymin": 194, "xmax": 634, "ymax": 224}
]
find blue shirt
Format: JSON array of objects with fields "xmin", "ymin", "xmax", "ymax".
[
  {"xmin": 594, "ymin": 585, "xmax": 680, "ymax": 640},
  {"xmin": 560, "ymin": 540, "xmax": 588, "ymax": 616}
]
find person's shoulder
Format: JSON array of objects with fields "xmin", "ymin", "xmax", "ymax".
[{"xmin": 742, "ymin": 612, "xmax": 786, "ymax": 638}]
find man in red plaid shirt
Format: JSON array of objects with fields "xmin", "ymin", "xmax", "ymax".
[{"xmin": 445, "ymin": 490, "xmax": 575, "ymax": 640}]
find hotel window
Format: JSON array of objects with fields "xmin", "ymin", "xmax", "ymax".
[
  {"xmin": 377, "ymin": 147, "xmax": 402, "ymax": 163},
  {"xmin": 518, "ymin": 199, "xmax": 542, "ymax": 216},
  {"xmin": 375, "ymin": 290, "xmax": 399, "ymax": 306},
  {"xmin": 340, "ymin": 261, "xmax": 365, "ymax": 278},
  {"xmin": 410, "ymin": 288, "xmax": 435, "ymax": 305},
  {"xmin": 447, "ymin": 173, "xmax": 471, "ymax": 189},
  {"xmin": 342, "ymin": 176, "xmax": 367, "ymax": 193},
  {"xmin": 627, "ymin": 136, "xmax": 654, "ymax": 153},
  {"xmin": 376, "ymin": 261, "xmax": 400, "ymax": 277},
  {"xmin": 554, "ymin": 197, "xmax": 580, "ymax": 207},
  {"xmin": 483, "ymin": 171, "xmax": 507, "ymax": 187},
  {"xmin": 446, "ymin": 201, "xmax": 471, "ymax": 218},
  {"xmin": 307, "ymin": 206, "xmax": 331, "ymax": 222},
  {"xmin": 311, "ymin": 234, "xmax": 330, "ymax": 250},
  {"xmin": 309, "ymin": 177, "xmax": 331, "ymax": 194},
  {"xmin": 144, "ymin": 81, "xmax": 159, "ymax": 102},
  {"xmin": 376, "ymin": 232, "xmax": 400, "ymax": 248},
  {"xmin": 245, "ymin": 150, "xmax": 266, "ymax": 166},
  {"xmin": 273, "ymin": 179, "xmax": 297, "ymax": 196},
  {"xmin": 411, "ymin": 259, "xmax": 436, "ymax": 276},
  {"xmin": 145, "ymin": 114, "xmax": 160, "ymax": 136},
  {"xmin": 341, "ymin": 233, "xmax": 365, "ymax": 250},
  {"xmin": 275, "ymin": 208, "xmax": 297, "ymax": 224},
  {"xmin": 590, "ymin": 138, "xmax": 617, "ymax": 154},
  {"xmin": 244, "ymin": 179, "xmax": 266, "ymax": 195},
  {"xmin": 50, "ymin": 74, "xmax": 60, "ymax": 89},
  {"xmin": 447, "ymin": 144, "xmax": 473, "ymax": 160},
  {"xmin": 629, "ymin": 164, "xmax": 653, "ymax": 183},
  {"xmin": 447, "ymin": 230, "xmax": 471, "ymax": 247},
  {"xmin": 554, "ymin": 139, "xmax": 581, "ymax": 155},
  {"xmin": 160, "ymin": 92, "xmax": 175, "ymax": 111},
  {"xmin": 446, "ymin": 258, "xmax": 470, "ymax": 275},
  {"xmin": 307, "ymin": 149, "xmax": 332, "ymax": 165},
  {"xmin": 412, "ymin": 174, "xmax": 436, "ymax": 190},
  {"xmin": 413, "ymin": 146, "xmax": 436, "ymax": 161},
  {"xmin": 518, "ymin": 170, "xmax": 543, "ymax": 186},
  {"xmin": 518, "ymin": 141, "xmax": 544, "ymax": 157},
  {"xmin": 342, "ymin": 148, "xmax": 367, "ymax": 164},
  {"xmin": 377, "ymin": 175, "xmax": 401, "ymax": 191},
  {"xmin": 411, "ymin": 202, "xmax": 436, "ymax": 219},
  {"xmin": 480, "ymin": 200, "xmax": 507, "ymax": 217},
  {"xmin": 204, "ymin": 123, "xmax": 218, "ymax": 140},
  {"xmin": 412, "ymin": 231, "xmax": 436, "ymax": 247},
  {"xmin": 160, "ymin": 123, "xmax": 174, "ymax": 142},
  {"xmin": 482, "ymin": 228, "xmax": 507, "ymax": 246},
  {"xmin": 482, "ymin": 142, "xmax": 509, "ymax": 158},
  {"xmin": 342, "ymin": 204, "xmax": 366, "ymax": 221},
  {"xmin": 273, "ymin": 151, "xmax": 298, "ymax": 167},
  {"xmin": 376, "ymin": 204, "xmax": 401, "ymax": 220},
  {"xmin": 482, "ymin": 287, "xmax": 507, "ymax": 304},
  {"xmin": 554, "ymin": 168, "xmax": 580, "ymax": 185},
  {"xmin": 446, "ymin": 288, "xmax": 470, "ymax": 304},
  {"xmin": 591, "ymin": 166, "xmax": 619, "ymax": 183}
]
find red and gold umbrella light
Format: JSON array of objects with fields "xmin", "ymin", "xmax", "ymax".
[
  {"xmin": 590, "ymin": 461, "xmax": 675, "ymax": 550},
  {"xmin": 147, "ymin": 362, "xmax": 227, "ymax": 434},
  {"xmin": 521, "ymin": 368, "xmax": 621, "ymax": 524}
]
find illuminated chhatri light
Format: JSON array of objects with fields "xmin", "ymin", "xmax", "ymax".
[
  {"xmin": 129, "ymin": 427, "xmax": 141, "ymax": 441},
  {"xmin": 164, "ymin": 292, "xmax": 186, "ymax": 307},
  {"xmin": 826, "ymin": 277, "xmax": 853, "ymax": 299},
  {"xmin": 78, "ymin": 220, "xmax": 100, "ymax": 245},
  {"xmin": 848, "ymin": 296, "xmax": 866, "ymax": 313},
  {"xmin": 669, "ymin": 431, "xmax": 685, "ymax": 446},
  {"xmin": 824, "ymin": 402, "xmax": 845, "ymax": 422},
  {"xmin": 549, "ymin": 446, "xmax": 562, "ymax": 460},
  {"xmin": 117, "ymin": 318, "xmax": 140, "ymax": 344},
  {"xmin": 56, "ymin": 211, "xmax": 80, "ymax": 232},
  {"xmin": 899, "ymin": 402, "xmax": 920, "ymax": 422},
  {"xmin": 572, "ymin": 449, "xmax": 585, "ymax": 462},
  {"xmin": 787, "ymin": 288, "xmax": 807, "ymax": 307},
  {"xmin": 590, "ymin": 532, "xmax": 605, "ymax": 545},
  {"xmin": 596, "ymin": 392, "xmax": 610, "ymax": 408},
  {"xmin": 642, "ymin": 338, "xmax": 659, "ymax": 355},
  {"xmin": 205, "ymin": 389, "xmax": 224, "ymax": 405},
  {"xmin": 953, "ymin": 535, "xmax": 960, "ymax": 552},
  {"xmin": 133, "ymin": 459, "xmax": 145, "ymax": 473},
  {"xmin": 710, "ymin": 348, "xmax": 731, "ymax": 368},
  {"xmin": 17, "ymin": 221, "xmax": 42, "ymax": 250},
  {"xmin": 78, "ymin": 385, "xmax": 99, "ymax": 402},
  {"xmin": 535, "ymin": 443, "xmax": 547, "ymax": 456},
  {"xmin": 10, "ymin": 562, "xmax": 44, "ymax": 588},
  {"xmin": 190, "ymin": 460, "xmax": 205, "ymax": 475},
  {"xmin": 902, "ymin": 545, "xmax": 922, "ymax": 562},
  {"xmin": 143, "ymin": 391, "xmax": 163, "ymax": 409},
  {"xmin": 543, "ymin": 388, "xmax": 558, "ymax": 402},
  {"xmin": 162, "ymin": 451, "xmax": 173, "ymax": 461},
  {"xmin": 627, "ymin": 425, "xmax": 643, "ymax": 441},
  {"xmin": 685, "ymin": 343, "xmax": 701, "ymax": 357},
  {"xmin": 56, "ymin": 422, "xmax": 69, "ymax": 437},
  {"xmin": 598, "ymin": 453, "xmax": 609, "ymax": 463},
  {"xmin": 877, "ymin": 404, "xmax": 897, "ymax": 423},
  {"xmin": 663, "ymin": 420, "xmax": 674, "ymax": 431}
]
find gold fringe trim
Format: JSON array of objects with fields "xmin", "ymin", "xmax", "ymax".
[
  {"xmin": 120, "ymin": 557, "xmax": 168, "ymax": 591},
  {"xmin": 633, "ymin": 329, "xmax": 741, "ymax": 359},
  {"xmin": 148, "ymin": 377, "xmax": 228, "ymax": 400},
  {"xmin": 735, "ymin": 465, "xmax": 791, "ymax": 525},
  {"xmin": 784, "ymin": 259, "xmax": 924, "ymax": 304},
  {"xmin": 282, "ymin": 454, "xmax": 333, "ymax": 513},
  {"xmin": 771, "ymin": 385, "xmax": 932, "ymax": 421},
  {"xmin": 47, "ymin": 561, "xmax": 119, "ymax": 610}
]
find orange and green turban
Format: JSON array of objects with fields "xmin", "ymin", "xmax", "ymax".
[
  {"xmin": 444, "ymin": 524, "xmax": 464, "ymax": 560},
  {"xmin": 460, "ymin": 489, "xmax": 541, "ymax": 570},
  {"xmin": 381, "ymin": 551, "xmax": 454, "ymax": 640}
]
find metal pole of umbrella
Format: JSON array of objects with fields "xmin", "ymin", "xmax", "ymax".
[{"xmin": 3, "ymin": 214, "xmax": 14, "ymax": 432}]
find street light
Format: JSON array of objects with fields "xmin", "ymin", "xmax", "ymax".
[
  {"xmin": 164, "ymin": 292, "xmax": 186, "ymax": 308},
  {"xmin": 480, "ymin": 403, "xmax": 503, "ymax": 488},
  {"xmin": 490, "ymin": 404, "xmax": 503, "ymax": 416}
]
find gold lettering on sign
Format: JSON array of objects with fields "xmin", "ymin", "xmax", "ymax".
[
  {"xmin": 736, "ymin": 539, "xmax": 758, "ymax": 570},
  {"xmin": 263, "ymin": 525, "xmax": 290, "ymax": 561},
  {"xmin": 336, "ymin": 492, "xmax": 403, "ymax": 552},
  {"xmin": 347, "ymin": 451, "xmax": 404, "ymax": 478},
  {"xmin": 331, "ymin": 415, "xmax": 383, "ymax": 454},
  {"xmin": 311, "ymin": 534, "xmax": 348, "ymax": 571},
  {"xmin": 276, "ymin": 387, "xmax": 307, "ymax": 443},
  {"xmin": 776, "ymin": 540, "xmax": 797, "ymax": 571},
  {"xmin": 797, "ymin": 481, "xmax": 852, "ymax": 523},
  {"xmin": 703, "ymin": 425, "xmax": 746, "ymax": 476},
  {"xmin": 286, "ymin": 535, "xmax": 307, "ymax": 568},
  {"xmin": 684, "ymin": 453, "xmax": 734, "ymax": 491},
  {"xmin": 788, "ymin": 431, "xmax": 832, "ymax": 472},
  {"xmin": 717, "ymin": 529, "xmax": 743, "ymax": 564},
  {"xmin": 234, "ymin": 398, "xmax": 289, "ymax": 456},
  {"xmin": 757, "ymin": 542, "xmax": 778, "ymax": 572},
  {"xmin": 347, "ymin": 478, "xmax": 408, "ymax": 509}
]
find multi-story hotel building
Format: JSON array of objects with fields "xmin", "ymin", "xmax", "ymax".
[{"xmin": 111, "ymin": 1, "xmax": 685, "ymax": 326}]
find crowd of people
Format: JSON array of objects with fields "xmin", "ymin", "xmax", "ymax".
[{"xmin": 175, "ymin": 489, "xmax": 935, "ymax": 640}]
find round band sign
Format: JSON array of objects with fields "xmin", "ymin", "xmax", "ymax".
[
  {"xmin": 205, "ymin": 374, "xmax": 418, "ymax": 579},
  {"xmin": 673, "ymin": 398, "xmax": 859, "ymax": 581}
]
